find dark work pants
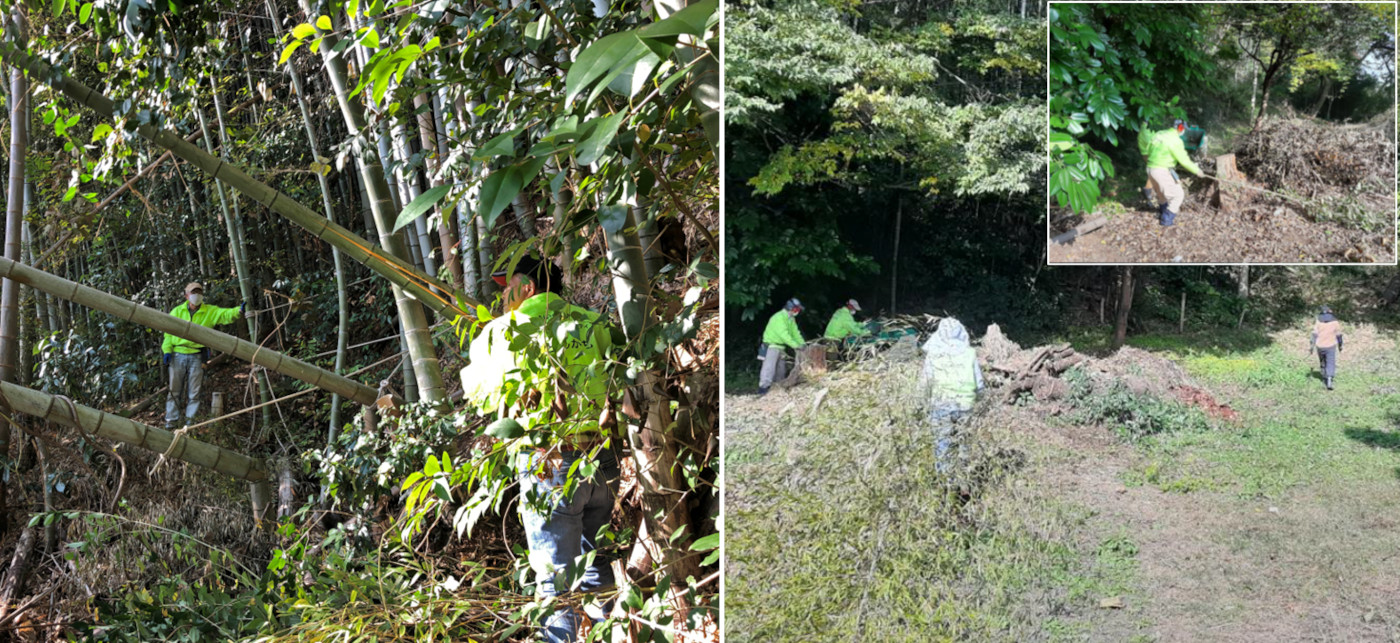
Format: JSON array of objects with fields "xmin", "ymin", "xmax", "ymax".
[{"xmin": 1318, "ymin": 346, "xmax": 1337, "ymax": 379}]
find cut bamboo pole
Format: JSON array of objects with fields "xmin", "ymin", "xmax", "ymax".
[
  {"xmin": 0, "ymin": 44, "xmax": 476, "ymax": 321},
  {"xmin": 0, "ymin": 255, "xmax": 384, "ymax": 408},
  {"xmin": 0, "ymin": 380, "xmax": 268, "ymax": 481}
]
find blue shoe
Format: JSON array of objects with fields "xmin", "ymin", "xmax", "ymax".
[
  {"xmin": 1159, "ymin": 204, "xmax": 1176, "ymax": 227},
  {"xmin": 758, "ymin": 386, "xmax": 770, "ymax": 396}
]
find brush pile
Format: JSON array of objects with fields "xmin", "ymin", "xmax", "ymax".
[
  {"xmin": 1236, "ymin": 117, "xmax": 1394, "ymax": 200},
  {"xmin": 977, "ymin": 325, "xmax": 1238, "ymax": 421}
]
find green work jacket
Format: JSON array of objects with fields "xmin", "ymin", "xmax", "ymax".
[
  {"xmin": 161, "ymin": 302, "xmax": 241, "ymax": 354},
  {"xmin": 824, "ymin": 307, "xmax": 870, "ymax": 341},
  {"xmin": 762, "ymin": 310, "xmax": 804, "ymax": 349},
  {"xmin": 928, "ymin": 349, "xmax": 981, "ymax": 410},
  {"xmin": 1146, "ymin": 129, "xmax": 1203, "ymax": 176}
]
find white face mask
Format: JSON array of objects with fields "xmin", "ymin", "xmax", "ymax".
[{"xmin": 188, "ymin": 293, "xmax": 203, "ymax": 307}]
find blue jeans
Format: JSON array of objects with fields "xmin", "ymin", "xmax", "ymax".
[
  {"xmin": 164, "ymin": 352, "xmax": 204, "ymax": 427},
  {"xmin": 930, "ymin": 406, "xmax": 968, "ymax": 474},
  {"xmin": 520, "ymin": 447, "xmax": 620, "ymax": 642}
]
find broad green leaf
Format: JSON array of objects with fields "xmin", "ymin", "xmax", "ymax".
[
  {"xmin": 473, "ymin": 128, "xmax": 521, "ymax": 161},
  {"xmin": 292, "ymin": 23, "xmax": 316, "ymax": 39},
  {"xmin": 392, "ymin": 184, "xmax": 451, "ymax": 233},
  {"xmin": 597, "ymin": 204, "xmax": 629, "ymax": 234},
  {"xmin": 689, "ymin": 533, "xmax": 719, "ymax": 551},
  {"xmin": 316, "ymin": 15, "xmax": 331, "ymax": 30},
  {"xmin": 362, "ymin": 27, "xmax": 380, "ymax": 48},
  {"xmin": 637, "ymin": 0, "xmax": 717, "ymax": 41},
  {"xmin": 279, "ymin": 40, "xmax": 304, "ymax": 64},
  {"xmin": 565, "ymin": 32, "xmax": 647, "ymax": 105},
  {"xmin": 485, "ymin": 418, "xmax": 524, "ymax": 439},
  {"xmin": 524, "ymin": 18, "xmax": 549, "ymax": 45},
  {"xmin": 605, "ymin": 50, "xmax": 662, "ymax": 98},
  {"xmin": 78, "ymin": 2, "xmax": 92, "ymax": 23},
  {"xmin": 575, "ymin": 111, "xmax": 627, "ymax": 166},
  {"xmin": 477, "ymin": 167, "xmax": 524, "ymax": 228},
  {"xmin": 90, "ymin": 124, "xmax": 112, "ymax": 142}
]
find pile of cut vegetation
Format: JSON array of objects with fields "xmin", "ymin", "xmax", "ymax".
[
  {"xmin": 1236, "ymin": 117, "xmax": 1395, "ymax": 198},
  {"xmin": 978, "ymin": 324, "xmax": 1238, "ymax": 423}
]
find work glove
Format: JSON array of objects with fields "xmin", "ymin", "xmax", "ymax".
[
  {"xmin": 1141, "ymin": 187, "xmax": 1155, "ymax": 202},
  {"xmin": 163, "ymin": 352, "xmax": 173, "ymax": 366},
  {"xmin": 198, "ymin": 347, "xmax": 210, "ymax": 363},
  {"xmin": 1338, "ymin": 337, "xmax": 1344, "ymax": 352}
]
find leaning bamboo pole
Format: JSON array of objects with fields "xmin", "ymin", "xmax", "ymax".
[
  {"xmin": 0, "ymin": 256, "xmax": 384, "ymax": 408},
  {"xmin": 0, "ymin": 380, "xmax": 268, "ymax": 481},
  {"xmin": 0, "ymin": 44, "xmax": 477, "ymax": 322}
]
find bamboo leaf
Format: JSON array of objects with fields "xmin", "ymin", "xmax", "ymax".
[
  {"xmin": 477, "ymin": 168, "xmax": 525, "ymax": 229},
  {"xmin": 473, "ymin": 128, "xmax": 521, "ymax": 161},
  {"xmin": 362, "ymin": 27, "xmax": 380, "ymax": 48},
  {"xmin": 392, "ymin": 184, "xmax": 450, "ymax": 233},
  {"xmin": 575, "ymin": 111, "xmax": 627, "ymax": 166},
  {"xmin": 565, "ymin": 32, "xmax": 645, "ymax": 106}
]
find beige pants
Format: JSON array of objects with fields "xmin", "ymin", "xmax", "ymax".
[
  {"xmin": 759, "ymin": 346, "xmax": 788, "ymax": 389},
  {"xmin": 1148, "ymin": 167, "xmax": 1184, "ymax": 212}
]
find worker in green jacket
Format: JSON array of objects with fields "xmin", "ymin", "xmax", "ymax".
[
  {"xmin": 161, "ymin": 282, "xmax": 248, "ymax": 429},
  {"xmin": 758, "ymin": 298, "xmax": 804, "ymax": 395},
  {"xmin": 458, "ymin": 257, "xmax": 619, "ymax": 643},
  {"xmin": 824, "ymin": 299, "xmax": 871, "ymax": 343},
  {"xmin": 1145, "ymin": 118, "xmax": 1205, "ymax": 227}
]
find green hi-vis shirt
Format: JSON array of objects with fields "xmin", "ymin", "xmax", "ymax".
[
  {"xmin": 762, "ymin": 310, "xmax": 804, "ymax": 349},
  {"xmin": 160, "ymin": 302, "xmax": 241, "ymax": 354},
  {"xmin": 459, "ymin": 293, "xmax": 615, "ymax": 439},
  {"xmin": 1146, "ymin": 128, "xmax": 1203, "ymax": 177},
  {"xmin": 824, "ymin": 307, "xmax": 870, "ymax": 340}
]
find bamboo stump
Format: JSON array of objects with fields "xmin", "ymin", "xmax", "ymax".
[{"xmin": 1212, "ymin": 153, "xmax": 1246, "ymax": 214}]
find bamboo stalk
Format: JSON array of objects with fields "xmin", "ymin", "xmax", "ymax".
[
  {"xmin": 0, "ymin": 255, "xmax": 384, "ymax": 407},
  {"xmin": 0, "ymin": 380, "xmax": 268, "ymax": 481},
  {"xmin": 0, "ymin": 44, "xmax": 476, "ymax": 322}
]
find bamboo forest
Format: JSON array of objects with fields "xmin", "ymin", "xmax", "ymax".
[{"xmin": 0, "ymin": 0, "xmax": 718, "ymax": 640}]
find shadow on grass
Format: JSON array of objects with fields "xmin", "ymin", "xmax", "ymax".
[
  {"xmin": 1344, "ymin": 427, "xmax": 1400, "ymax": 452},
  {"xmin": 1021, "ymin": 327, "xmax": 1278, "ymax": 359}
]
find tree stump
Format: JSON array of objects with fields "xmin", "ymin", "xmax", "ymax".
[
  {"xmin": 779, "ymin": 345, "xmax": 828, "ymax": 388},
  {"xmin": 1212, "ymin": 153, "xmax": 1246, "ymax": 213}
]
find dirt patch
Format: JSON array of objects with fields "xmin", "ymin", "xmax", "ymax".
[
  {"xmin": 1170, "ymin": 385, "xmax": 1239, "ymax": 422},
  {"xmin": 1048, "ymin": 198, "xmax": 1393, "ymax": 263}
]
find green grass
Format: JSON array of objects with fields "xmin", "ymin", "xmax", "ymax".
[{"xmin": 1107, "ymin": 329, "xmax": 1400, "ymax": 498}]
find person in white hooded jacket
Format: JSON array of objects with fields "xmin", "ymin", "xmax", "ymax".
[{"xmin": 921, "ymin": 318, "xmax": 984, "ymax": 472}]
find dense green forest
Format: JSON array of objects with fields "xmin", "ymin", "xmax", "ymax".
[
  {"xmin": 726, "ymin": 0, "xmax": 1400, "ymax": 378},
  {"xmin": 0, "ymin": 0, "xmax": 718, "ymax": 640},
  {"xmin": 726, "ymin": 0, "xmax": 1045, "ymax": 366}
]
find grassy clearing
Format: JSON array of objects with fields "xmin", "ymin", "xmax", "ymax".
[{"xmin": 1104, "ymin": 328, "xmax": 1400, "ymax": 499}]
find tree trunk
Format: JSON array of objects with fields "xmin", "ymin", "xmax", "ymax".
[
  {"xmin": 890, "ymin": 194, "xmax": 901, "ymax": 314},
  {"xmin": 414, "ymin": 92, "xmax": 463, "ymax": 291},
  {"xmin": 296, "ymin": 5, "xmax": 447, "ymax": 406},
  {"xmin": 599, "ymin": 206, "xmax": 701, "ymax": 597},
  {"xmin": 1310, "ymin": 76, "xmax": 1331, "ymax": 119},
  {"xmin": 207, "ymin": 78, "xmax": 275, "ymax": 428},
  {"xmin": 0, "ymin": 255, "xmax": 384, "ymax": 407},
  {"xmin": 1178, "ymin": 290, "xmax": 1186, "ymax": 333},
  {"xmin": 1113, "ymin": 267, "xmax": 1134, "ymax": 349},
  {"xmin": 0, "ymin": 8, "xmax": 28, "ymax": 538},
  {"xmin": 266, "ymin": 0, "xmax": 351, "ymax": 445}
]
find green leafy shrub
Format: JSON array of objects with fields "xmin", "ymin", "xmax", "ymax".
[{"xmin": 1064, "ymin": 367, "xmax": 1212, "ymax": 441}]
